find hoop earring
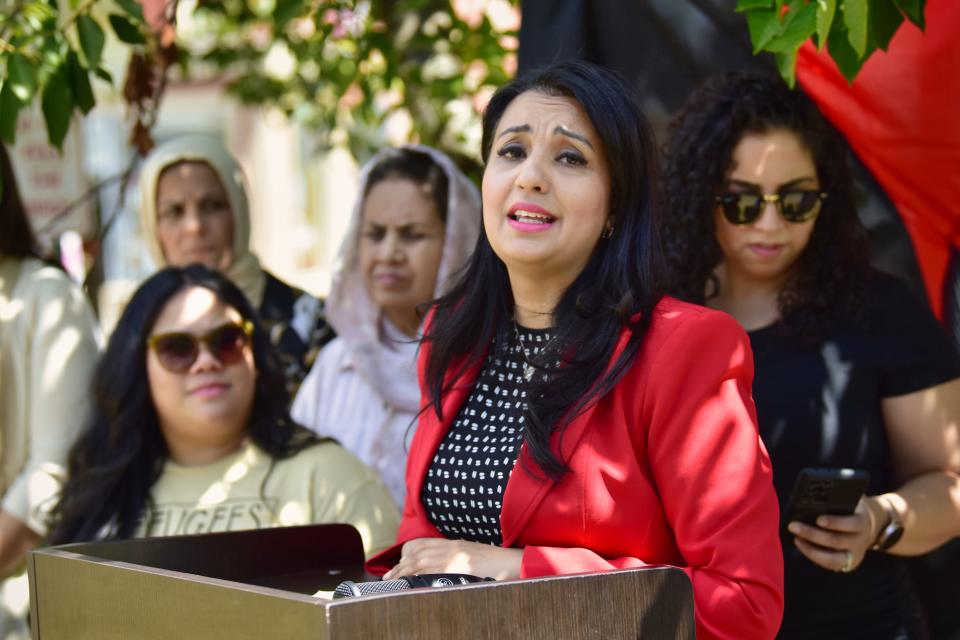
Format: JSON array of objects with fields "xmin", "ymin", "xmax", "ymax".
[{"xmin": 601, "ymin": 224, "xmax": 614, "ymax": 239}]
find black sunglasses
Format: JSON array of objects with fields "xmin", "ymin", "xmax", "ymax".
[
  {"xmin": 714, "ymin": 190, "xmax": 828, "ymax": 225},
  {"xmin": 147, "ymin": 321, "xmax": 254, "ymax": 373}
]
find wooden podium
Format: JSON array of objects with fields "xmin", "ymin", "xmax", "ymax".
[{"xmin": 28, "ymin": 524, "xmax": 695, "ymax": 639}]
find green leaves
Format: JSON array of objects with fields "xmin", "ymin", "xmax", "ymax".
[
  {"xmin": 0, "ymin": 83, "xmax": 23, "ymax": 145},
  {"xmin": 0, "ymin": 1, "xmax": 149, "ymax": 149},
  {"xmin": 894, "ymin": 0, "xmax": 925, "ymax": 28},
  {"xmin": 747, "ymin": 9, "xmax": 781, "ymax": 53},
  {"xmin": 869, "ymin": 0, "xmax": 904, "ymax": 51},
  {"xmin": 179, "ymin": 0, "xmax": 522, "ymax": 162},
  {"xmin": 766, "ymin": 2, "xmax": 818, "ymax": 53},
  {"xmin": 77, "ymin": 15, "xmax": 105, "ymax": 68},
  {"xmin": 7, "ymin": 54, "xmax": 37, "ymax": 102},
  {"xmin": 66, "ymin": 51, "xmax": 95, "ymax": 114},
  {"xmin": 41, "ymin": 63, "xmax": 73, "ymax": 148},
  {"xmin": 741, "ymin": 0, "xmax": 927, "ymax": 86},
  {"xmin": 815, "ymin": 0, "xmax": 837, "ymax": 49},
  {"xmin": 841, "ymin": 0, "xmax": 869, "ymax": 56},
  {"xmin": 109, "ymin": 14, "xmax": 147, "ymax": 44},
  {"xmin": 114, "ymin": 0, "xmax": 146, "ymax": 21},
  {"xmin": 826, "ymin": 7, "xmax": 869, "ymax": 81}
]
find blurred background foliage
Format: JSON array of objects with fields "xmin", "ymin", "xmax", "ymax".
[
  {"xmin": 0, "ymin": 0, "xmax": 925, "ymax": 163},
  {"xmin": 182, "ymin": 0, "xmax": 520, "ymax": 164},
  {"xmin": 0, "ymin": 0, "xmax": 519, "ymax": 167},
  {"xmin": 0, "ymin": 0, "xmax": 149, "ymax": 150}
]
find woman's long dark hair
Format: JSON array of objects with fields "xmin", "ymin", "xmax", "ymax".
[
  {"xmin": 661, "ymin": 71, "xmax": 870, "ymax": 340},
  {"xmin": 47, "ymin": 265, "xmax": 316, "ymax": 544},
  {"xmin": 0, "ymin": 144, "xmax": 37, "ymax": 258},
  {"xmin": 424, "ymin": 61, "xmax": 665, "ymax": 479}
]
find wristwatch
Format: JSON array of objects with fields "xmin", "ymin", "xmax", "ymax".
[{"xmin": 871, "ymin": 498, "xmax": 904, "ymax": 552}]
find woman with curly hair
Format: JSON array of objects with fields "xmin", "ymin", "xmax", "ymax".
[
  {"xmin": 47, "ymin": 265, "xmax": 398, "ymax": 554},
  {"xmin": 661, "ymin": 71, "xmax": 960, "ymax": 639}
]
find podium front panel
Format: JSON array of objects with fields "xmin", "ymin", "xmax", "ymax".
[
  {"xmin": 29, "ymin": 524, "xmax": 695, "ymax": 639},
  {"xmin": 327, "ymin": 567, "xmax": 694, "ymax": 640}
]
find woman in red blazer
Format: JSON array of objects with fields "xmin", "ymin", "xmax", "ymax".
[{"xmin": 368, "ymin": 61, "xmax": 784, "ymax": 639}]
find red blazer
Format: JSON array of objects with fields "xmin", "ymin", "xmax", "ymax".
[{"xmin": 368, "ymin": 298, "xmax": 784, "ymax": 639}]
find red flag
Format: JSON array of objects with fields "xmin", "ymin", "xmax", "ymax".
[{"xmin": 797, "ymin": 0, "xmax": 960, "ymax": 319}]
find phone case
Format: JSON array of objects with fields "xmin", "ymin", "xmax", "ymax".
[{"xmin": 785, "ymin": 467, "xmax": 870, "ymax": 525}]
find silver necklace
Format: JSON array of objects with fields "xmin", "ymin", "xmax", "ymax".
[{"xmin": 513, "ymin": 322, "xmax": 537, "ymax": 382}]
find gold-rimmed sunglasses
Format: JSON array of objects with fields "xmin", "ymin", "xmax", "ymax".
[{"xmin": 714, "ymin": 190, "xmax": 828, "ymax": 225}]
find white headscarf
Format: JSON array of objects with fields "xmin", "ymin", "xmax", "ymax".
[
  {"xmin": 326, "ymin": 145, "xmax": 481, "ymax": 412},
  {"xmin": 138, "ymin": 136, "xmax": 267, "ymax": 307}
]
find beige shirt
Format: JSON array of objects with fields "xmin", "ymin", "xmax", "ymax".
[
  {"xmin": 136, "ymin": 440, "xmax": 400, "ymax": 557},
  {"xmin": 0, "ymin": 257, "xmax": 100, "ymax": 534}
]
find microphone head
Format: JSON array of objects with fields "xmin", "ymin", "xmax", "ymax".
[
  {"xmin": 333, "ymin": 578, "xmax": 411, "ymax": 599},
  {"xmin": 332, "ymin": 574, "xmax": 493, "ymax": 599}
]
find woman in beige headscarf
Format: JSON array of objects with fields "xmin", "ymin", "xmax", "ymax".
[
  {"xmin": 292, "ymin": 146, "xmax": 480, "ymax": 506},
  {"xmin": 138, "ymin": 137, "xmax": 333, "ymax": 395}
]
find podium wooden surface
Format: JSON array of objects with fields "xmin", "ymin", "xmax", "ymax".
[{"xmin": 28, "ymin": 524, "xmax": 695, "ymax": 639}]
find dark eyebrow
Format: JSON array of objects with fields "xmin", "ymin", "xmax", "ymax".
[
  {"xmin": 553, "ymin": 126, "xmax": 593, "ymax": 149},
  {"xmin": 496, "ymin": 124, "xmax": 594, "ymax": 151},
  {"xmin": 363, "ymin": 221, "xmax": 436, "ymax": 231},
  {"xmin": 728, "ymin": 176, "xmax": 818, "ymax": 191},
  {"xmin": 497, "ymin": 124, "xmax": 531, "ymax": 140}
]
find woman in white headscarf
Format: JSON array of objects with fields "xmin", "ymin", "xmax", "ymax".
[
  {"xmin": 139, "ymin": 137, "xmax": 334, "ymax": 396},
  {"xmin": 292, "ymin": 146, "xmax": 480, "ymax": 506}
]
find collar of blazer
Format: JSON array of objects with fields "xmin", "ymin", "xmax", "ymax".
[{"xmin": 410, "ymin": 326, "xmax": 633, "ymax": 547}]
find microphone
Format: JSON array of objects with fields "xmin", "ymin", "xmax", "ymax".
[{"xmin": 333, "ymin": 573, "xmax": 494, "ymax": 599}]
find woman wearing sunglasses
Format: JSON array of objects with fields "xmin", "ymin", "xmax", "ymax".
[
  {"xmin": 47, "ymin": 265, "xmax": 399, "ymax": 553},
  {"xmin": 137, "ymin": 137, "xmax": 334, "ymax": 397},
  {"xmin": 662, "ymin": 71, "xmax": 960, "ymax": 639}
]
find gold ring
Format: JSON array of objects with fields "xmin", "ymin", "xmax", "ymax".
[{"xmin": 840, "ymin": 550, "xmax": 854, "ymax": 573}]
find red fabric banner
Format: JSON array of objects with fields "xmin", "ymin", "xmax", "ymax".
[{"xmin": 797, "ymin": 0, "xmax": 960, "ymax": 319}]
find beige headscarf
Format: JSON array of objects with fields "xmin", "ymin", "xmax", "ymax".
[
  {"xmin": 138, "ymin": 136, "xmax": 266, "ymax": 307},
  {"xmin": 325, "ymin": 145, "xmax": 481, "ymax": 412}
]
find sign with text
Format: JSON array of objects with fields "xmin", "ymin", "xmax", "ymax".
[{"xmin": 10, "ymin": 107, "xmax": 94, "ymax": 244}]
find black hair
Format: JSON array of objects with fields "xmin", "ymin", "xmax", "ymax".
[
  {"xmin": 47, "ymin": 264, "xmax": 317, "ymax": 544},
  {"xmin": 661, "ymin": 71, "xmax": 870, "ymax": 340},
  {"xmin": 423, "ymin": 60, "xmax": 665, "ymax": 479},
  {"xmin": 0, "ymin": 144, "xmax": 37, "ymax": 258},
  {"xmin": 364, "ymin": 148, "xmax": 450, "ymax": 222}
]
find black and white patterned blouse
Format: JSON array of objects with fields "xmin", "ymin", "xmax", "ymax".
[{"xmin": 421, "ymin": 325, "xmax": 552, "ymax": 545}]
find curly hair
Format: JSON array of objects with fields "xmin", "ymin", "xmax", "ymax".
[{"xmin": 661, "ymin": 71, "xmax": 870, "ymax": 341}]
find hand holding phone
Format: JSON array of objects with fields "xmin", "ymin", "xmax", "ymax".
[{"xmin": 786, "ymin": 467, "xmax": 870, "ymax": 526}]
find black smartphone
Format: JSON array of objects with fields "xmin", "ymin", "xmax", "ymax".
[{"xmin": 785, "ymin": 467, "xmax": 870, "ymax": 526}]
